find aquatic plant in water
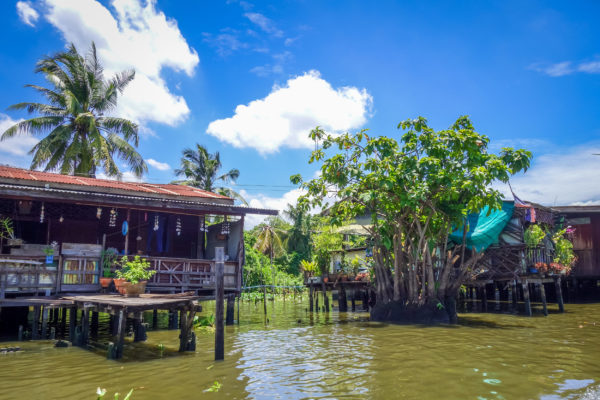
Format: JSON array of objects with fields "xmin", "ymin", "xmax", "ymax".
[
  {"xmin": 96, "ymin": 388, "xmax": 133, "ymax": 400},
  {"xmin": 205, "ymin": 381, "xmax": 222, "ymax": 393}
]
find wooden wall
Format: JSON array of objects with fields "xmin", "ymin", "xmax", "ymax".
[{"xmin": 568, "ymin": 213, "xmax": 600, "ymax": 278}]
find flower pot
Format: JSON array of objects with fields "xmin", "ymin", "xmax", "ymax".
[
  {"xmin": 45, "ymin": 255, "xmax": 54, "ymax": 264},
  {"xmin": 323, "ymin": 277, "xmax": 329, "ymax": 283},
  {"xmin": 122, "ymin": 281, "xmax": 147, "ymax": 297},
  {"xmin": 113, "ymin": 278, "xmax": 127, "ymax": 294},
  {"xmin": 100, "ymin": 277, "xmax": 113, "ymax": 288}
]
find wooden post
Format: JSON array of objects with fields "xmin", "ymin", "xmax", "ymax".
[
  {"xmin": 124, "ymin": 209, "xmax": 131, "ymax": 255},
  {"xmin": 494, "ymin": 283, "xmax": 501, "ymax": 311},
  {"xmin": 322, "ymin": 281, "xmax": 329, "ymax": 312},
  {"xmin": 522, "ymin": 281, "xmax": 532, "ymax": 317},
  {"xmin": 507, "ymin": 283, "xmax": 513, "ymax": 312},
  {"xmin": 80, "ymin": 307, "xmax": 90, "ymax": 347},
  {"xmin": 32, "ymin": 306, "xmax": 41, "ymax": 340},
  {"xmin": 134, "ymin": 317, "xmax": 147, "ymax": 342},
  {"xmin": 41, "ymin": 306, "xmax": 49, "ymax": 339},
  {"xmin": 237, "ymin": 295, "xmax": 240, "ymax": 325},
  {"xmin": 481, "ymin": 286, "xmax": 488, "ymax": 312},
  {"xmin": 113, "ymin": 309, "xmax": 127, "ymax": 359},
  {"xmin": 263, "ymin": 286, "xmax": 268, "ymax": 316},
  {"xmin": 18, "ymin": 325, "xmax": 23, "ymax": 341},
  {"xmin": 363, "ymin": 290, "xmax": 369, "ymax": 311},
  {"xmin": 69, "ymin": 307, "xmax": 77, "ymax": 342},
  {"xmin": 511, "ymin": 281, "xmax": 518, "ymax": 310},
  {"xmin": 315, "ymin": 287, "xmax": 319, "ymax": 312},
  {"xmin": 226, "ymin": 294, "xmax": 235, "ymax": 325},
  {"xmin": 50, "ymin": 327, "xmax": 56, "ymax": 340},
  {"xmin": 308, "ymin": 285, "xmax": 314, "ymax": 312},
  {"xmin": 351, "ymin": 289, "xmax": 356, "ymax": 312},
  {"xmin": 471, "ymin": 286, "xmax": 478, "ymax": 312},
  {"xmin": 152, "ymin": 309, "xmax": 158, "ymax": 329},
  {"xmin": 339, "ymin": 285, "xmax": 348, "ymax": 312},
  {"xmin": 215, "ymin": 247, "xmax": 225, "ymax": 361},
  {"xmin": 91, "ymin": 311, "xmax": 99, "ymax": 337},
  {"xmin": 179, "ymin": 309, "xmax": 188, "ymax": 351},
  {"xmin": 539, "ymin": 283, "xmax": 548, "ymax": 317},
  {"xmin": 168, "ymin": 310, "xmax": 178, "ymax": 330},
  {"xmin": 555, "ymin": 277, "xmax": 565, "ymax": 313}
]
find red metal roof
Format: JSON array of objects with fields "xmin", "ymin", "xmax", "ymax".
[{"xmin": 0, "ymin": 165, "xmax": 231, "ymax": 201}]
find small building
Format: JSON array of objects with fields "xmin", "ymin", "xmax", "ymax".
[
  {"xmin": 552, "ymin": 205, "xmax": 600, "ymax": 278},
  {"xmin": 0, "ymin": 165, "xmax": 276, "ymax": 297}
]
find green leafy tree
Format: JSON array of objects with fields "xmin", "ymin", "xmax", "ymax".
[
  {"xmin": 292, "ymin": 116, "xmax": 531, "ymax": 322},
  {"xmin": 2, "ymin": 43, "xmax": 145, "ymax": 178},
  {"xmin": 174, "ymin": 143, "xmax": 246, "ymax": 203}
]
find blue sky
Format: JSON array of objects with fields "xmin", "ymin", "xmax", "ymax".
[{"xmin": 1, "ymin": 0, "xmax": 600, "ymax": 226}]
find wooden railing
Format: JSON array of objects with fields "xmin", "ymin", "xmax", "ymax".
[
  {"xmin": 146, "ymin": 257, "xmax": 239, "ymax": 293},
  {"xmin": 0, "ymin": 254, "xmax": 241, "ymax": 297},
  {"xmin": 0, "ymin": 256, "xmax": 57, "ymax": 297}
]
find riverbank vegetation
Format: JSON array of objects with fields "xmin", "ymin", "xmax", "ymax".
[{"xmin": 291, "ymin": 116, "xmax": 532, "ymax": 323}]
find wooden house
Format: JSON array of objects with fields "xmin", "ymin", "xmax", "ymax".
[{"xmin": 0, "ymin": 166, "xmax": 276, "ymax": 298}]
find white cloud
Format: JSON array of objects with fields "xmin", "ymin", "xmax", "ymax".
[
  {"xmin": 532, "ymin": 59, "xmax": 600, "ymax": 77},
  {"xmin": 16, "ymin": 1, "xmax": 39, "ymax": 26},
  {"xmin": 44, "ymin": 0, "xmax": 199, "ymax": 126},
  {"xmin": 241, "ymin": 188, "xmax": 305, "ymax": 228},
  {"xmin": 250, "ymin": 51, "xmax": 291, "ymax": 77},
  {"xmin": 495, "ymin": 143, "xmax": 600, "ymax": 206},
  {"xmin": 146, "ymin": 158, "xmax": 170, "ymax": 171},
  {"xmin": 244, "ymin": 12, "xmax": 283, "ymax": 37},
  {"xmin": 0, "ymin": 114, "xmax": 39, "ymax": 156},
  {"xmin": 202, "ymin": 31, "xmax": 248, "ymax": 56},
  {"xmin": 207, "ymin": 70, "xmax": 373, "ymax": 154}
]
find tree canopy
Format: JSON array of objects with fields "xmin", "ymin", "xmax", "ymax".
[
  {"xmin": 292, "ymin": 116, "xmax": 532, "ymax": 321},
  {"xmin": 1, "ymin": 43, "xmax": 145, "ymax": 178}
]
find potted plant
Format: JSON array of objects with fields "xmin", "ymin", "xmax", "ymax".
[
  {"xmin": 0, "ymin": 216, "xmax": 20, "ymax": 248},
  {"xmin": 114, "ymin": 255, "xmax": 156, "ymax": 297},
  {"xmin": 100, "ymin": 248, "xmax": 118, "ymax": 288},
  {"xmin": 43, "ymin": 245, "xmax": 55, "ymax": 264}
]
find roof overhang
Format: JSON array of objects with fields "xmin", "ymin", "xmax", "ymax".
[
  {"xmin": 0, "ymin": 183, "xmax": 278, "ymax": 216},
  {"xmin": 552, "ymin": 205, "xmax": 600, "ymax": 214}
]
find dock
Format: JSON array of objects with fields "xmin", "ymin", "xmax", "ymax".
[{"xmin": 0, "ymin": 293, "xmax": 201, "ymax": 359}]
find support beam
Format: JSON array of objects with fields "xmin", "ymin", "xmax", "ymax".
[
  {"xmin": 494, "ymin": 283, "xmax": 501, "ymax": 312},
  {"xmin": 91, "ymin": 311, "xmax": 99, "ymax": 338},
  {"xmin": 507, "ymin": 283, "xmax": 514, "ymax": 312},
  {"xmin": 32, "ymin": 306, "xmax": 41, "ymax": 340},
  {"xmin": 133, "ymin": 316, "xmax": 147, "ymax": 342},
  {"xmin": 214, "ymin": 247, "xmax": 225, "ymax": 361},
  {"xmin": 351, "ymin": 290, "xmax": 356, "ymax": 312},
  {"xmin": 539, "ymin": 283, "xmax": 548, "ymax": 317},
  {"xmin": 481, "ymin": 286, "xmax": 488, "ymax": 312},
  {"xmin": 80, "ymin": 307, "xmax": 90, "ymax": 347},
  {"xmin": 363, "ymin": 290, "xmax": 369, "ymax": 311},
  {"xmin": 263, "ymin": 286, "xmax": 268, "ymax": 316},
  {"xmin": 41, "ymin": 306, "xmax": 49, "ymax": 339},
  {"xmin": 226, "ymin": 295, "xmax": 235, "ymax": 325},
  {"xmin": 555, "ymin": 277, "xmax": 565, "ymax": 313},
  {"xmin": 522, "ymin": 281, "xmax": 532, "ymax": 317},
  {"xmin": 322, "ymin": 281, "xmax": 330, "ymax": 312},
  {"xmin": 511, "ymin": 281, "xmax": 518, "ymax": 311},
  {"xmin": 112, "ymin": 309, "xmax": 127, "ymax": 360},
  {"xmin": 309, "ymin": 285, "xmax": 314, "ymax": 312},
  {"xmin": 69, "ymin": 307, "xmax": 77, "ymax": 342},
  {"xmin": 339, "ymin": 285, "xmax": 348, "ymax": 312},
  {"xmin": 152, "ymin": 309, "xmax": 158, "ymax": 330}
]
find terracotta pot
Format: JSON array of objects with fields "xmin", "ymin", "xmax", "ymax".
[
  {"xmin": 122, "ymin": 280, "xmax": 147, "ymax": 297},
  {"xmin": 113, "ymin": 278, "xmax": 127, "ymax": 294},
  {"xmin": 100, "ymin": 277, "xmax": 113, "ymax": 288},
  {"xmin": 323, "ymin": 277, "xmax": 329, "ymax": 283}
]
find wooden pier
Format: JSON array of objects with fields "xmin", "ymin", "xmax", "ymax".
[{"xmin": 0, "ymin": 293, "xmax": 201, "ymax": 359}]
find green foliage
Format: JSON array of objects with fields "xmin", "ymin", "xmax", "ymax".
[
  {"xmin": 193, "ymin": 314, "xmax": 215, "ymax": 328},
  {"xmin": 293, "ymin": 116, "xmax": 532, "ymax": 306},
  {"xmin": 43, "ymin": 246, "xmax": 55, "ymax": 256},
  {"xmin": 173, "ymin": 144, "xmax": 246, "ymax": 204},
  {"xmin": 96, "ymin": 388, "xmax": 133, "ymax": 400},
  {"xmin": 300, "ymin": 259, "xmax": 318, "ymax": 275},
  {"xmin": 0, "ymin": 216, "xmax": 14, "ymax": 240},
  {"xmin": 553, "ymin": 229, "xmax": 576, "ymax": 267},
  {"xmin": 101, "ymin": 248, "xmax": 118, "ymax": 278},
  {"xmin": 114, "ymin": 256, "xmax": 156, "ymax": 284},
  {"xmin": 524, "ymin": 224, "xmax": 546, "ymax": 248},
  {"xmin": 312, "ymin": 221, "xmax": 344, "ymax": 274},
  {"xmin": 2, "ymin": 43, "xmax": 145, "ymax": 178},
  {"xmin": 206, "ymin": 381, "xmax": 222, "ymax": 393}
]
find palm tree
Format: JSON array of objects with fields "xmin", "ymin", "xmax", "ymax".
[
  {"xmin": 174, "ymin": 143, "xmax": 246, "ymax": 203},
  {"xmin": 1, "ymin": 43, "xmax": 146, "ymax": 178},
  {"xmin": 254, "ymin": 219, "xmax": 286, "ymax": 287}
]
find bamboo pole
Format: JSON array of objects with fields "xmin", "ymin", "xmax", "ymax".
[{"xmin": 215, "ymin": 247, "xmax": 225, "ymax": 361}]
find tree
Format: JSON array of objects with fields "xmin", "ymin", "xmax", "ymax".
[
  {"xmin": 1, "ymin": 43, "xmax": 146, "ymax": 178},
  {"xmin": 174, "ymin": 143, "xmax": 246, "ymax": 203},
  {"xmin": 292, "ymin": 116, "xmax": 531, "ymax": 323},
  {"xmin": 254, "ymin": 217, "xmax": 287, "ymax": 287}
]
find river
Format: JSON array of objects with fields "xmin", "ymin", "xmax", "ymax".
[{"xmin": 0, "ymin": 297, "xmax": 599, "ymax": 399}]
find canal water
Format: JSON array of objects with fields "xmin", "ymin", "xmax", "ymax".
[{"xmin": 0, "ymin": 298, "xmax": 599, "ymax": 399}]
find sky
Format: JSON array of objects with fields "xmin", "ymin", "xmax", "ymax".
[{"xmin": 1, "ymin": 0, "xmax": 600, "ymax": 227}]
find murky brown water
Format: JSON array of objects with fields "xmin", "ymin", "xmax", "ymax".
[{"xmin": 0, "ymin": 297, "xmax": 599, "ymax": 399}]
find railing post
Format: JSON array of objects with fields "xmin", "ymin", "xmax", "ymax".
[{"xmin": 215, "ymin": 247, "xmax": 225, "ymax": 361}]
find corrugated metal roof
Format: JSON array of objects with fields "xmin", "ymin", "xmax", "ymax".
[{"xmin": 0, "ymin": 165, "xmax": 230, "ymax": 201}]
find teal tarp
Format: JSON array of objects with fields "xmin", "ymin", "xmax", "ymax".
[{"xmin": 449, "ymin": 201, "xmax": 515, "ymax": 251}]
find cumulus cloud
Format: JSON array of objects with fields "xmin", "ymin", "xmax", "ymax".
[
  {"xmin": 17, "ymin": 1, "xmax": 39, "ymax": 26},
  {"xmin": 44, "ymin": 0, "xmax": 199, "ymax": 126},
  {"xmin": 0, "ymin": 114, "xmax": 38, "ymax": 156},
  {"xmin": 531, "ymin": 60, "xmax": 600, "ymax": 77},
  {"xmin": 241, "ymin": 188, "xmax": 305, "ymax": 228},
  {"xmin": 146, "ymin": 158, "xmax": 170, "ymax": 171},
  {"xmin": 495, "ymin": 143, "xmax": 600, "ymax": 206},
  {"xmin": 207, "ymin": 71, "xmax": 373, "ymax": 154}
]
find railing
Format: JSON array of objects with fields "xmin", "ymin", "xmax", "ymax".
[
  {"xmin": 0, "ymin": 256, "xmax": 57, "ymax": 297},
  {"xmin": 146, "ymin": 257, "xmax": 239, "ymax": 293},
  {"xmin": 0, "ymin": 255, "xmax": 241, "ymax": 297}
]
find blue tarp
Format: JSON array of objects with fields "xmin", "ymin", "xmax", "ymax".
[{"xmin": 449, "ymin": 201, "xmax": 515, "ymax": 251}]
